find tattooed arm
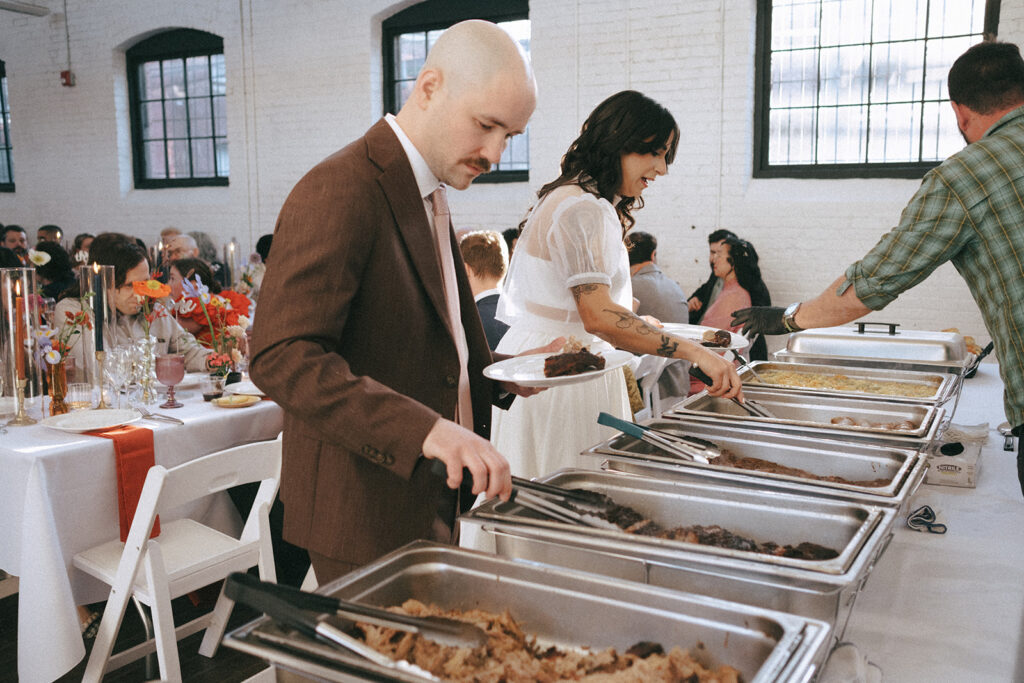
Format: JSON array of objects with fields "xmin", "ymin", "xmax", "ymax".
[{"xmin": 570, "ymin": 283, "xmax": 742, "ymax": 398}]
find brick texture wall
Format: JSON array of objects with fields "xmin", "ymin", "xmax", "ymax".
[{"xmin": 1, "ymin": 0, "xmax": 1021, "ymax": 346}]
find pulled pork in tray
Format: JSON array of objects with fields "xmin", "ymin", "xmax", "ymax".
[
  {"xmin": 563, "ymin": 492, "xmax": 839, "ymax": 561},
  {"xmin": 356, "ymin": 599, "xmax": 741, "ymax": 682},
  {"xmin": 714, "ymin": 448, "xmax": 891, "ymax": 488}
]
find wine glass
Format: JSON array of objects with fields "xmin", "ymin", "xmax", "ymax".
[
  {"xmin": 103, "ymin": 346, "xmax": 131, "ymax": 409},
  {"xmin": 155, "ymin": 354, "xmax": 186, "ymax": 409}
]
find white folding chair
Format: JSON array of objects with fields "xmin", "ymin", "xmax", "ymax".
[{"xmin": 72, "ymin": 434, "xmax": 282, "ymax": 682}]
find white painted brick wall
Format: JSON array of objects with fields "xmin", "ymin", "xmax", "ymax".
[{"xmin": 0, "ymin": 0, "xmax": 1021, "ymax": 347}]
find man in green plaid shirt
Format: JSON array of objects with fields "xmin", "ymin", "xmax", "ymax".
[{"xmin": 733, "ymin": 41, "xmax": 1024, "ymax": 496}]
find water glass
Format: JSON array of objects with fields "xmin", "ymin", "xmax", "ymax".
[{"xmin": 67, "ymin": 383, "xmax": 95, "ymax": 411}]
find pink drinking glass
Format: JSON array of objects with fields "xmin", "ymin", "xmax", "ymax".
[{"xmin": 155, "ymin": 354, "xmax": 186, "ymax": 408}]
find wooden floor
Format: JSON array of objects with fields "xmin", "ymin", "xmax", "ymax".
[{"xmin": 0, "ymin": 579, "xmax": 271, "ymax": 682}]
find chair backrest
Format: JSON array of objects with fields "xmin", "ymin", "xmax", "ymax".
[{"xmin": 156, "ymin": 435, "xmax": 282, "ymax": 512}]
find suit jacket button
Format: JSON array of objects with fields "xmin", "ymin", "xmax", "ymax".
[{"xmin": 445, "ymin": 374, "xmax": 457, "ymax": 388}]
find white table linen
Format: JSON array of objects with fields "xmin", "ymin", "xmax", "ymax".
[{"xmin": 0, "ymin": 390, "xmax": 283, "ymax": 683}]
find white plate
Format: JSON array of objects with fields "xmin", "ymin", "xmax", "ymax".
[
  {"xmin": 659, "ymin": 323, "xmax": 748, "ymax": 352},
  {"xmin": 177, "ymin": 372, "xmax": 206, "ymax": 390},
  {"xmin": 40, "ymin": 408, "xmax": 142, "ymax": 433},
  {"xmin": 225, "ymin": 380, "xmax": 265, "ymax": 397},
  {"xmin": 483, "ymin": 349, "xmax": 633, "ymax": 388}
]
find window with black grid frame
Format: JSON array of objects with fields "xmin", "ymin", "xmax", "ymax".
[
  {"xmin": 126, "ymin": 29, "xmax": 228, "ymax": 189},
  {"xmin": 0, "ymin": 59, "xmax": 12, "ymax": 192},
  {"xmin": 754, "ymin": 0, "xmax": 1000, "ymax": 179},
  {"xmin": 382, "ymin": 0, "xmax": 530, "ymax": 183}
]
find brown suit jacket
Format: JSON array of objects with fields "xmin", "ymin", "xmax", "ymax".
[{"xmin": 250, "ymin": 119, "xmax": 502, "ymax": 566}]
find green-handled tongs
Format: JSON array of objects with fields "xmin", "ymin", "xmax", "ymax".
[{"xmin": 598, "ymin": 412, "xmax": 720, "ymax": 464}]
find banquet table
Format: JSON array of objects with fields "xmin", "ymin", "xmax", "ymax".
[
  {"xmin": 0, "ymin": 383, "xmax": 283, "ymax": 683},
  {"xmin": 840, "ymin": 361, "xmax": 1024, "ymax": 681}
]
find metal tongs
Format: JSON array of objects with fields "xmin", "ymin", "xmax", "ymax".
[
  {"xmin": 509, "ymin": 476, "xmax": 620, "ymax": 531},
  {"xmin": 727, "ymin": 349, "xmax": 765, "ymax": 383},
  {"xmin": 224, "ymin": 572, "xmax": 488, "ymax": 657},
  {"xmin": 597, "ymin": 412, "xmax": 720, "ymax": 464},
  {"xmin": 689, "ymin": 365, "xmax": 777, "ymax": 419}
]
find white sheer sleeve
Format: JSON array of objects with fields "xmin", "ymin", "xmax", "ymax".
[{"xmin": 546, "ymin": 194, "xmax": 622, "ymax": 289}]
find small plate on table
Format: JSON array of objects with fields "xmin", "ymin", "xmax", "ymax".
[
  {"xmin": 40, "ymin": 409, "xmax": 141, "ymax": 433},
  {"xmin": 659, "ymin": 323, "xmax": 748, "ymax": 352},
  {"xmin": 224, "ymin": 380, "xmax": 265, "ymax": 397},
  {"xmin": 212, "ymin": 395, "xmax": 261, "ymax": 409},
  {"xmin": 483, "ymin": 349, "xmax": 634, "ymax": 388}
]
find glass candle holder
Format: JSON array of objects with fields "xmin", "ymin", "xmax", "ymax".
[
  {"xmin": 75, "ymin": 264, "xmax": 115, "ymax": 391},
  {"xmin": 1, "ymin": 267, "xmax": 43, "ymax": 424}
]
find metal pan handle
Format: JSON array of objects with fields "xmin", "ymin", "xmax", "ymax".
[{"xmin": 854, "ymin": 321, "xmax": 900, "ymax": 335}]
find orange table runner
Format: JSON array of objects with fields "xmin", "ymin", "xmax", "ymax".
[{"xmin": 88, "ymin": 424, "xmax": 160, "ymax": 542}]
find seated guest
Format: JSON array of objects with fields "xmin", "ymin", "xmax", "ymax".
[
  {"xmin": 1, "ymin": 224, "xmax": 28, "ymax": 264},
  {"xmin": 459, "ymin": 230, "xmax": 510, "ymax": 350},
  {"xmin": 56, "ymin": 235, "xmax": 212, "ymax": 373},
  {"xmin": 688, "ymin": 228, "xmax": 738, "ymax": 324},
  {"xmin": 627, "ymin": 230, "xmax": 689, "ymax": 322},
  {"xmin": 256, "ymin": 234, "xmax": 273, "ymax": 263},
  {"xmin": 0, "ymin": 246, "xmax": 21, "ymax": 268},
  {"xmin": 169, "ymin": 257, "xmax": 252, "ymax": 348},
  {"xmin": 37, "ymin": 224, "xmax": 63, "ymax": 245},
  {"xmin": 501, "ymin": 226, "xmax": 520, "ymax": 258},
  {"xmin": 71, "ymin": 232, "xmax": 94, "ymax": 264},
  {"xmin": 33, "ymin": 241, "xmax": 76, "ymax": 299},
  {"xmin": 190, "ymin": 230, "xmax": 230, "ymax": 288},
  {"xmin": 627, "ymin": 230, "xmax": 691, "ymax": 400},
  {"xmin": 688, "ymin": 235, "xmax": 771, "ymax": 394}
]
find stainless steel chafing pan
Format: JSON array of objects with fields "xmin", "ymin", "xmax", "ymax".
[
  {"xmin": 224, "ymin": 541, "xmax": 830, "ymax": 683},
  {"xmin": 463, "ymin": 469, "xmax": 896, "ymax": 638},
  {"xmin": 668, "ymin": 386, "xmax": 943, "ymax": 447},
  {"xmin": 738, "ymin": 360, "xmax": 955, "ymax": 405},
  {"xmin": 582, "ymin": 419, "xmax": 928, "ymax": 512}
]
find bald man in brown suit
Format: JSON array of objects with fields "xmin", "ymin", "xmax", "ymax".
[{"xmin": 250, "ymin": 21, "xmax": 543, "ymax": 581}]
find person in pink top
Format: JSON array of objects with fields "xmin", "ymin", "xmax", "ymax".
[{"xmin": 689, "ymin": 235, "xmax": 771, "ymax": 394}]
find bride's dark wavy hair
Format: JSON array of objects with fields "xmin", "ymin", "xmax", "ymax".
[{"xmin": 526, "ymin": 90, "xmax": 679, "ymax": 237}]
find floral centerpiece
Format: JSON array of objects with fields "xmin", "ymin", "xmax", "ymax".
[
  {"xmin": 35, "ymin": 306, "xmax": 92, "ymax": 414},
  {"xmin": 177, "ymin": 275, "xmax": 251, "ymax": 377},
  {"xmin": 132, "ymin": 278, "xmax": 171, "ymax": 403},
  {"xmin": 132, "ymin": 279, "xmax": 171, "ymax": 335}
]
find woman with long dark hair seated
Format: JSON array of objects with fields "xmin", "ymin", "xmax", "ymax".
[
  {"xmin": 55, "ymin": 233, "xmax": 211, "ymax": 373},
  {"xmin": 687, "ymin": 234, "xmax": 771, "ymax": 393},
  {"xmin": 491, "ymin": 90, "xmax": 742, "ymax": 479}
]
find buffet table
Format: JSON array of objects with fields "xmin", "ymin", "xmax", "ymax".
[
  {"xmin": 842, "ymin": 361, "xmax": 1024, "ymax": 681},
  {"xmin": 0, "ymin": 388, "xmax": 283, "ymax": 683}
]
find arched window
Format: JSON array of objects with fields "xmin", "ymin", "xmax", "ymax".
[
  {"xmin": 382, "ymin": 0, "xmax": 530, "ymax": 183},
  {"xmin": 0, "ymin": 59, "xmax": 13, "ymax": 192},
  {"xmin": 126, "ymin": 29, "xmax": 228, "ymax": 188}
]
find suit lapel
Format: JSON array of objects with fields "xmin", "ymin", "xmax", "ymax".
[{"xmin": 366, "ymin": 121, "xmax": 452, "ymax": 333}]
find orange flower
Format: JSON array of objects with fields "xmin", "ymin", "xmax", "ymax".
[{"xmin": 132, "ymin": 279, "xmax": 171, "ymax": 299}]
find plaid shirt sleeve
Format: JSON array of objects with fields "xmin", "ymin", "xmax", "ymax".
[{"xmin": 840, "ymin": 170, "xmax": 975, "ymax": 310}]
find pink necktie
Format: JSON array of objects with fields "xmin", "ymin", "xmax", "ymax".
[{"xmin": 430, "ymin": 186, "xmax": 474, "ymax": 429}]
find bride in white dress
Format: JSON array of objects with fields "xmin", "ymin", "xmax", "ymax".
[{"xmin": 491, "ymin": 90, "xmax": 743, "ymax": 480}]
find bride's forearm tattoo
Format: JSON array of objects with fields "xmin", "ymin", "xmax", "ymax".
[
  {"xmin": 571, "ymin": 283, "xmax": 600, "ymax": 304},
  {"xmin": 602, "ymin": 308, "xmax": 656, "ymax": 334},
  {"xmin": 657, "ymin": 335, "xmax": 679, "ymax": 357}
]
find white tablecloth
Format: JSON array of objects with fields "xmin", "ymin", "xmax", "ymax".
[
  {"xmin": 0, "ymin": 388, "xmax": 283, "ymax": 683},
  {"xmin": 842, "ymin": 362, "xmax": 1024, "ymax": 681}
]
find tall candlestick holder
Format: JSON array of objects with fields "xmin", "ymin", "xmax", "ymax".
[
  {"xmin": 2, "ymin": 267, "xmax": 43, "ymax": 425},
  {"xmin": 76, "ymin": 264, "xmax": 114, "ymax": 394},
  {"xmin": 9, "ymin": 378, "xmax": 37, "ymax": 425},
  {"xmin": 94, "ymin": 350, "xmax": 111, "ymax": 409}
]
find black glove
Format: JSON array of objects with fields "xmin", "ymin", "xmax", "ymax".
[{"xmin": 730, "ymin": 306, "xmax": 788, "ymax": 336}]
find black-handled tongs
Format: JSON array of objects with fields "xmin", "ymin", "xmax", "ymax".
[
  {"xmin": 689, "ymin": 365, "xmax": 777, "ymax": 419},
  {"xmin": 597, "ymin": 412, "xmax": 720, "ymax": 464},
  {"xmin": 224, "ymin": 573, "xmax": 487, "ymax": 650},
  {"xmin": 964, "ymin": 341, "xmax": 994, "ymax": 379}
]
